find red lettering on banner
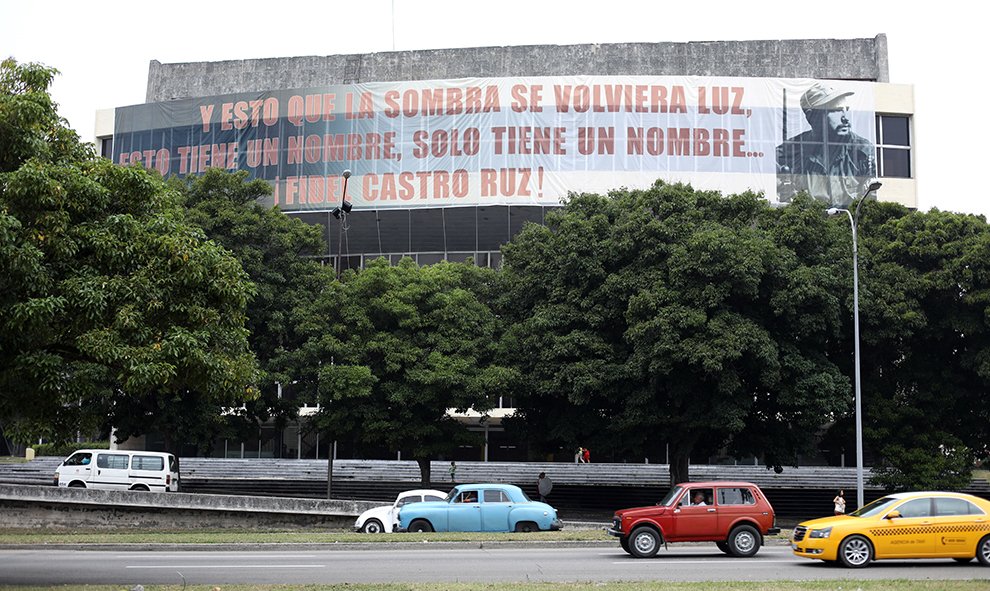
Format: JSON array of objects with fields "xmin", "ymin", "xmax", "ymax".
[
  {"xmin": 382, "ymin": 86, "xmax": 501, "ymax": 118},
  {"xmin": 286, "ymin": 133, "xmax": 399, "ymax": 163},
  {"xmin": 199, "ymin": 105, "xmax": 214, "ymax": 132},
  {"xmin": 345, "ymin": 92, "xmax": 373, "ymax": 120},
  {"xmin": 510, "ymin": 85, "xmax": 544, "ymax": 112},
  {"xmin": 625, "ymin": 127, "xmax": 750, "ymax": 157},
  {"xmin": 364, "ymin": 170, "xmax": 470, "ymax": 201},
  {"xmin": 553, "ymin": 85, "xmax": 687, "ymax": 113},
  {"xmin": 491, "ymin": 127, "xmax": 566, "ymax": 155},
  {"xmin": 698, "ymin": 87, "xmax": 746, "ymax": 115},
  {"xmin": 411, "ymin": 128, "xmax": 481, "ymax": 158},
  {"xmin": 480, "ymin": 168, "xmax": 537, "ymax": 197}
]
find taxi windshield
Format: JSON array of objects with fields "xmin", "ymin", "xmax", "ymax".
[{"xmin": 849, "ymin": 496, "xmax": 899, "ymax": 518}]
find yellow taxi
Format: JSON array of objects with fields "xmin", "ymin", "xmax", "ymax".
[{"xmin": 792, "ymin": 491, "xmax": 990, "ymax": 568}]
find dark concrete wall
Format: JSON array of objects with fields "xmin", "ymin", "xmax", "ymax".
[
  {"xmin": 146, "ymin": 36, "xmax": 888, "ymax": 102},
  {"xmin": 0, "ymin": 484, "xmax": 377, "ymax": 530}
]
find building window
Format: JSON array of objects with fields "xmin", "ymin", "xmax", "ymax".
[
  {"xmin": 875, "ymin": 115, "xmax": 911, "ymax": 179},
  {"xmin": 99, "ymin": 137, "xmax": 113, "ymax": 159}
]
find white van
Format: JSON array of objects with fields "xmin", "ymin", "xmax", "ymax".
[{"xmin": 54, "ymin": 449, "xmax": 180, "ymax": 492}]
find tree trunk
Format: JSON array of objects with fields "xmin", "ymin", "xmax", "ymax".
[
  {"xmin": 669, "ymin": 451, "xmax": 690, "ymax": 486},
  {"xmin": 417, "ymin": 458, "xmax": 432, "ymax": 488}
]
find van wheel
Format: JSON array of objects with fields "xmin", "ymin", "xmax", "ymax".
[
  {"xmin": 838, "ymin": 534, "xmax": 873, "ymax": 568},
  {"xmin": 361, "ymin": 519, "xmax": 384, "ymax": 534},
  {"xmin": 408, "ymin": 519, "xmax": 433, "ymax": 533},
  {"xmin": 68, "ymin": 481, "xmax": 85, "ymax": 488},
  {"xmin": 728, "ymin": 525, "xmax": 761, "ymax": 557},
  {"xmin": 628, "ymin": 526, "xmax": 660, "ymax": 558}
]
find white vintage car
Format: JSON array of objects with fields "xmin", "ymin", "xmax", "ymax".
[{"xmin": 354, "ymin": 489, "xmax": 448, "ymax": 533}]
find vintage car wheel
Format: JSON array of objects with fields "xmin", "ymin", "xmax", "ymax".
[
  {"xmin": 628, "ymin": 526, "xmax": 660, "ymax": 558},
  {"xmin": 715, "ymin": 540, "xmax": 732, "ymax": 555},
  {"xmin": 361, "ymin": 519, "xmax": 384, "ymax": 534},
  {"xmin": 408, "ymin": 519, "xmax": 434, "ymax": 533},
  {"xmin": 727, "ymin": 525, "xmax": 760, "ymax": 557},
  {"xmin": 514, "ymin": 521, "xmax": 537, "ymax": 533},
  {"xmin": 977, "ymin": 534, "xmax": 990, "ymax": 566},
  {"xmin": 837, "ymin": 534, "xmax": 873, "ymax": 568}
]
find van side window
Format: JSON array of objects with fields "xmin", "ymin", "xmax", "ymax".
[
  {"xmin": 97, "ymin": 453, "xmax": 130, "ymax": 470},
  {"xmin": 64, "ymin": 452, "xmax": 92, "ymax": 466},
  {"xmin": 718, "ymin": 487, "xmax": 756, "ymax": 505},
  {"xmin": 132, "ymin": 455, "xmax": 165, "ymax": 471}
]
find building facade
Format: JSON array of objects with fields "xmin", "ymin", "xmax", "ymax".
[{"xmin": 99, "ymin": 36, "xmax": 915, "ymax": 461}]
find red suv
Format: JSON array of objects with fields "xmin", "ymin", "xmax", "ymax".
[{"xmin": 608, "ymin": 481, "xmax": 780, "ymax": 558}]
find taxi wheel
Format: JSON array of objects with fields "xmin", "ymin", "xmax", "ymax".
[
  {"xmin": 361, "ymin": 519, "xmax": 384, "ymax": 534},
  {"xmin": 977, "ymin": 534, "xmax": 990, "ymax": 566},
  {"xmin": 838, "ymin": 534, "xmax": 873, "ymax": 568},
  {"xmin": 408, "ymin": 519, "xmax": 433, "ymax": 533},
  {"xmin": 628, "ymin": 526, "xmax": 661, "ymax": 558},
  {"xmin": 728, "ymin": 525, "xmax": 760, "ymax": 557}
]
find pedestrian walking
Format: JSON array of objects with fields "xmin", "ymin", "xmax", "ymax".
[
  {"xmin": 537, "ymin": 472, "xmax": 553, "ymax": 503},
  {"xmin": 833, "ymin": 489, "xmax": 846, "ymax": 515},
  {"xmin": 449, "ymin": 461, "xmax": 457, "ymax": 483}
]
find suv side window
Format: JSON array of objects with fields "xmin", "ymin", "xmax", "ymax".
[{"xmin": 718, "ymin": 487, "xmax": 756, "ymax": 505}]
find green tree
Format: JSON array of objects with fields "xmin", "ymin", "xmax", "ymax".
[
  {"xmin": 287, "ymin": 258, "xmax": 516, "ymax": 486},
  {"xmin": 0, "ymin": 59, "xmax": 258, "ymax": 452},
  {"xmin": 852, "ymin": 203, "xmax": 990, "ymax": 489},
  {"xmin": 177, "ymin": 168, "xmax": 329, "ymax": 450},
  {"xmin": 500, "ymin": 182, "xmax": 850, "ymax": 484}
]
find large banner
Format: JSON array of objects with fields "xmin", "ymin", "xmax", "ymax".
[{"xmin": 113, "ymin": 75, "xmax": 877, "ymax": 211}]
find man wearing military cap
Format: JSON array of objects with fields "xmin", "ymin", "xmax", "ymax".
[{"xmin": 776, "ymin": 82, "xmax": 877, "ymax": 207}]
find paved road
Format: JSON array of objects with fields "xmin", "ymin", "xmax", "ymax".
[{"xmin": 2, "ymin": 545, "xmax": 988, "ymax": 586}]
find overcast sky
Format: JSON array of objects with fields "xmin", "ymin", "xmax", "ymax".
[{"xmin": 2, "ymin": 0, "xmax": 984, "ymax": 217}]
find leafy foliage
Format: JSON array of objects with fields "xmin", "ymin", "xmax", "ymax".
[
  {"xmin": 177, "ymin": 169, "xmax": 330, "ymax": 441},
  {"xmin": 0, "ymin": 59, "xmax": 258, "ymax": 452},
  {"xmin": 285, "ymin": 258, "xmax": 516, "ymax": 485},
  {"xmin": 499, "ymin": 182, "xmax": 850, "ymax": 484}
]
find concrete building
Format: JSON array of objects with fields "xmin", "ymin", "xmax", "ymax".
[{"xmin": 97, "ymin": 36, "xmax": 915, "ymax": 461}]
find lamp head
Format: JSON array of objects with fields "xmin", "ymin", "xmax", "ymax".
[
  {"xmin": 867, "ymin": 181, "xmax": 882, "ymax": 193},
  {"xmin": 826, "ymin": 207, "xmax": 841, "ymax": 216},
  {"xmin": 341, "ymin": 200, "xmax": 353, "ymax": 213},
  {"xmin": 331, "ymin": 207, "xmax": 342, "ymax": 219},
  {"xmin": 342, "ymin": 169, "xmax": 352, "ymax": 179}
]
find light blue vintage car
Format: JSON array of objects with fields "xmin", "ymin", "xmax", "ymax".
[{"xmin": 397, "ymin": 483, "xmax": 562, "ymax": 533}]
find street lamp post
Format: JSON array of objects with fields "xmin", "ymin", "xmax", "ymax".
[{"xmin": 827, "ymin": 180, "xmax": 882, "ymax": 510}]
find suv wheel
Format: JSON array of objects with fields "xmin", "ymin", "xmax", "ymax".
[
  {"xmin": 628, "ymin": 526, "xmax": 660, "ymax": 558},
  {"xmin": 727, "ymin": 525, "xmax": 761, "ymax": 557},
  {"xmin": 715, "ymin": 540, "xmax": 732, "ymax": 555},
  {"xmin": 838, "ymin": 534, "xmax": 873, "ymax": 568},
  {"xmin": 619, "ymin": 536, "xmax": 631, "ymax": 554}
]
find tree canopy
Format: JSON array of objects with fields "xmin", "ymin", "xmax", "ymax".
[
  {"xmin": 499, "ymin": 182, "xmax": 851, "ymax": 484},
  {"xmin": 0, "ymin": 59, "xmax": 258, "ymax": 452},
  {"xmin": 285, "ymin": 258, "xmax": 516, "ymax": 485}
]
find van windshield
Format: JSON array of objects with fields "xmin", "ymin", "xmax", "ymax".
[{"xmin": 63, "ymin": 452, "xmax": 92, "ymax": 466}]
